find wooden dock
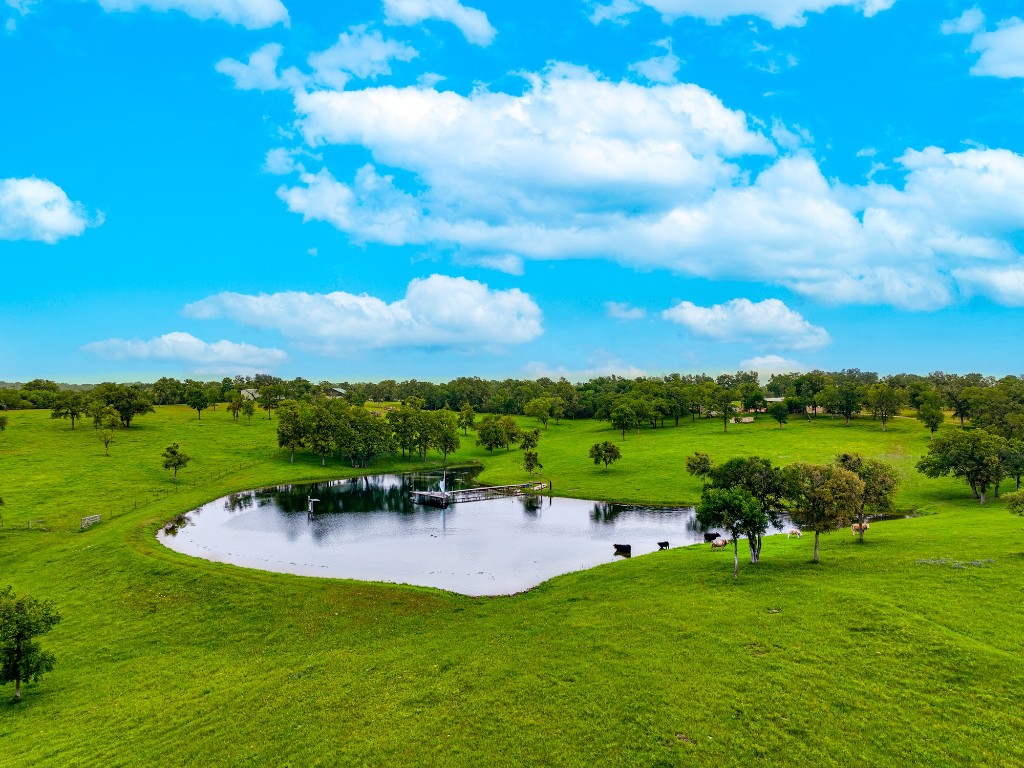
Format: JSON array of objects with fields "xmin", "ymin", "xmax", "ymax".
[{"xmin": 411, "ymin": 482, "xmax": 549, "ymax": 508}]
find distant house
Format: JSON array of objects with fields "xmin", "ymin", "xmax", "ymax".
[
  {"xmin": 240, "ymin": 388, "xmax": 259, "ymax": 401},
  {"xmin": 323, "ymin": 387, "xmax": 346, "ymax": 399},
  {"xmin": 764, "ymin": 397, "xmax": 785, "ymax": 404}
]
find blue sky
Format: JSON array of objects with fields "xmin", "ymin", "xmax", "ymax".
[{"xmin": 3, "ymin": 0, "xmax": 1024, "ymax": 383}]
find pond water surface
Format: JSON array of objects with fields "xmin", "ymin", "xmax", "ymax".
[{"xmin": 157, "ymin": 469, "xmax": 785, "ymax": 595}]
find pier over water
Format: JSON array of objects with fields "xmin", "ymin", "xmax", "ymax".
[{"xmin": 410, "ymin": 481, "xmax": 550, "ymax": 507}]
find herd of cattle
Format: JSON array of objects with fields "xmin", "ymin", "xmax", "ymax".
[{"xmin": 613, "ymin": 522, "xmax": 873, "ymax": 555}]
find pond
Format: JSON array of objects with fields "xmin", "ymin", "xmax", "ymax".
[{"xmin": 157, "ymin": 468, "xmax": 785, "ymax": 596}]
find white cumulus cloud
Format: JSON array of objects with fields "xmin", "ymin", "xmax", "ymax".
[
  {"xmin": 216, "ymin": 43, "xmax": 288, "ymax": 91},
  {"xmin": 291, "ymin": 63, "xmax": 773, "ymax": 218},
  {"xmin": 0, "ymin": 177, "xmax": 97, "ymax": 243},
  {"xmin": 662, "ymin": 298, "xmax": 830, "ymax": 350},
  {"xmin": 629, "ymin": 38, "xmax": 682, "ymax": 84},
  {"xmin": 81, "ymin": 332, "xmax": 288, "ymax": 372},
  {"xmin": 952, "ymin": 266, "xmax": 1024, "ymax": 307},
  {"xmin": 97, "ymin": 0, "xmax": 288, "ymax": 29},
  {"xmin": 269, "ymin": 60, "xmax": 1024, "ymax": 312},
  {"xmin": 739, "ymin": 354, "xmax": 806, "ymax": 372},
  {"xmin": 960, "ymin": 16, "xmax": 1024, "ymax": 78},
  {"xmin": 308, "ymin": 26, "xmax": 418, "ymax": 90},
  {"xmin": 940, "ymin": 7, "xmax": 985, "ymax": 36},
  {"xmin": 183, "ymin": 275, "xmax": 543, "ymax": 354},
  {"xmin": 383, "ymin": 0, "xmax": 495, "ymax": 46},
  {"xmin": 590, "ymin": 0, "xmax": 896, "ymax": 28}
]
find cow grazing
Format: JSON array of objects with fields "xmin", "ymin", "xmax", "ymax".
[
  {"xmin": 703, "ymin": 532, "xmax": 721, "ymax": 543},
  {"xmin": 657, "ymin": 541, "xmax": 670, "ymax": 550},
  {"xmin": 613, "ymin": 543, "xmax": 632, "ymax": 557},
  {"xmin": 710, "ymin": 538, "xmax": 728, "ymax": 550},
  {"xmin": 787, "ymin": 528, "xmax": 802, "ymax": 538},
  {"xmin": 851, "ymin": 522, "xmax": 870, "ymax": 535}
]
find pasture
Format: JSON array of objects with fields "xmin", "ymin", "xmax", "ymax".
[{"xmin": 0, "ymin": 406, "xmax": 1021, "ymax": 766}]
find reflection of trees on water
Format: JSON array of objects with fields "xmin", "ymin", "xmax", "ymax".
[
  {"xmin": 161, "ymin": 512, "xmax": 193, "ymax": 536},
  {"xmin": 591, "ymin": 502, "xmax": 625, "ymax": 524},
  {"xmin": 685, "ymin": 515, "xmax": 707, "ymax": 535},
  {"xmin": 223, "ymin": 493, "xmax": 255, "ymax": 513},
  {"xmin": 591, "ymin": 503, "xmax": 700, "ymax": 527},
  {"xmin": 250, "ymin": 469, "xmax": 484, "ymax": 521},
  {"xmin": 521, "ymin": 494, "xmax": 543, "ymax": 516}
]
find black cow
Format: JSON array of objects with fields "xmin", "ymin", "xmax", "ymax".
[
  {"xmin": 657, "ymin": 541, "xmax": 670, "ymax": 550},
  {"xmin": 613, "ymin": 543, "xmax": 631, "ymax": 557},
  {"xmin": 703, "ymin": 532, "xmax": 721, "ymax": 543}
]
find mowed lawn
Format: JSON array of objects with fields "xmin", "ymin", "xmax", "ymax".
[{"xmin": 1, "ymin": 406, "xmax": 1023, "ymax": 767}]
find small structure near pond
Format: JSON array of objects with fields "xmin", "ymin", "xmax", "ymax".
[{"xmin": 411, "ymin": 481, "xmax": 549, "ymax": 508}]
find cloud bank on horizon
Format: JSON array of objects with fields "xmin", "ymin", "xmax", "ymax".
[{"xmin": 6, "ymin": 0, "xmax": 1024, "ymax": 380}]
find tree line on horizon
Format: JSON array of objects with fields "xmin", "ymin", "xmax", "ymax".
[
  {"xmin": 2, "ymin": 369, "xmax": 1019, "ymax": 426},
  {"xmin": 0, "ymin": 370, "xmax": 1016, "ymax": 438}
]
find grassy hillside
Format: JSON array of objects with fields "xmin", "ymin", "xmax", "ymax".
[
  {"xmin": 1, "ymin": 406, "xmax": 1021, "ymax": 766},
  {"xmin": 473, "ymin": 411, "xmax": 959, "ymax": 509}
]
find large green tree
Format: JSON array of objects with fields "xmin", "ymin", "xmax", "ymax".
[
  {"xmin": 50, "ymin": 390, "xmax": 88, "ymax": 430},
  {"xmin": 708, "ymin": 456, "xmax": 787, "ymax": 563},
  {"xmin": 766, "ymin": 401, "xmax": 789, "ymax": 429},
  {"xmin": 834, "ymin": 381, "xmax": 864, "ymax": 426},
  {"xmin": 427, "ymin": 409, "xmax": 460, "ymax": 464},
  {"xmin": 519, "ymin": 429, "xmax": 540, "ymax": 451},
  {"xmin": 301, "ymin": 402, "xmax": 340, "ymax": 466},
  {"xmin": 457, "ymin": 402, "xmax": 476, "ymax": 435},
  {"xmin": 91, "ymin": 383, "xmax": 154, "ymax": 428},
  {"xmin": 257, "ymin": 383, "xmax": 286, "ymax": 420},
  {"xmin": 864, "ymin": 383, "xmax": 907, "ymax": 432},
  {"xmin": 94, "ymin": 405, "xmax": 119, "ymax": 456},
  {"xmin": 226, "ymin": 391, "xmax": 243, "ymax": 422},
  {"xmin": 0, "ymin": 586, "xmax": 61, "ymax": 702},
  {"xmin": 240, "ymin": 399, "xmax": 256, "ymax": 424},
  {"xmin": 915, "ymin": 390, "xmax": 946, "ymax": 439},
  {"xmin": 609, "ymin": 403, "xmax": 636, "ymax": 439},
  {"xmin": 524, "ymin": 397, "xmax": 556, "ymax": 429},
  {"xmin": 475, "ymin": 416, "xmax": 505, "ymax": 453},
  {"xmin": 589, "ymin": 441, "xmax": 621, "ymax": 471},
  {"xmin": 496, "ymin": 415, "xmax": 522, "ymax": 451},
  {"xmin": 711, "ymin": 386, "xmax": 737, "ymax": 432},
  {"xmin": 523, "ymin": 450, "xmax": 543, "ymax": 477},
  {"xmin": 916, "ymin": 428, "xmax": 1006, "ymax": 503},
  {"xmin": 184, "ymin": 380, "xmax": 210, "ymax": 420},
  {"xmin": 686, "ymin": 451, "xmax": 713, "ymax": 489},
  {"xmin": 161, "ymin": 443, "xmax": 191, "ymax": 483},
  {"xmin": 696, "ymin": 488, "xmax": 764, "ymax": 579},
  {"xmin": 930, "ymin": 371, "xmax": 988, "ymax": 427},
  {"xmin": 150, "ymin": 377, "xmax": 184, "ymax": 405},
  {"xmin": 276, "ymin": 400, "xmax": 304, "ymax": 463},
  {"xmin": 1000, "ymin": 439, "xmax": 1024, "ymax": 493},
  {"xmin": 834, "ymin": 453, "xmax": 900, "ymax": 543},
  {"xmin": 387, "ymin": 405, "xmax": 418, "ymax": 458},
  {"xmin": 342, "ymin": 407, "xmax": 397, "ymax": 468},
  {"xmin": 785, "ymin": 463, "xmax": 864, "ymax": 562}
]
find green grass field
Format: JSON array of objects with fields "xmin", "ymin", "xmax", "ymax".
[{"xmin": 1, "ymin": 406, "xmax": 1022, "ymax": 766}]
